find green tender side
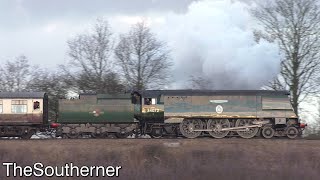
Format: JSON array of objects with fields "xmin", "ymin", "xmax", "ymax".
[
  {"xmin": 58, "ymin": 111, "xmax": 134, "ymax": 123},
  {"xmin": 57, "ymin": 93, "xmax": 135, "ymax": 123}
]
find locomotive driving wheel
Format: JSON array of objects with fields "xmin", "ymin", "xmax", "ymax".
[
  {"xmin": 235, "ymin": 119, "xmax": 259, "ymax": 139},
  {"xmin": 179, "ymin": 119, "xmax": 204, "ymax": 138},
  {"xmin": 207, "ymin": 119, "xmax": 230, "ymax": 138}
]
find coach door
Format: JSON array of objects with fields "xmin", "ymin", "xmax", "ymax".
[{"xmin": 32, "ymin": 99, "xmax": 42, "ymax": 124}]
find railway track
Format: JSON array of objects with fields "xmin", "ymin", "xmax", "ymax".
[{"xmin": 1, "ymin": 138, "xmax": 319, "ymax": 179}]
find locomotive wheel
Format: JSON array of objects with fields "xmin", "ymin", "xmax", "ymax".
[
  {"xmin": 91, "ymin": 132, "xmax": 106, "ymax": 138},
  {"xmin": 107, "ymin": 133, "xmax": 117, "ymax": 139},
  {"xmin": 67, "ymin": 128, "xmax": 79, "ymax": 139},
  {"xmin": 21, "ymin": 129, "xmax": 35, "ymax": 139},
  {"xmin": 179, "ymin": 119, "xmax": 204, "ymax": 138},
  {"xmin": 116, "ymin": 132, "xmax": 128, "ymax": 138},
  {"xmin": 286, "ymin": 127, "xmax": 298, "ymax": 139},
  {"xmin": 261, "ymin": 127, "xmax": 275, "ymax": 139},
  {"xmin": 207, "ymin": 119, "xmax": 230, "ymax": 138},
  {"xmin": 62, "ymin": 134, "xmax": 69, "ymax": 139},
  {"xmin": 235, "ymin": 119, "xmax": 259, "ymax": 139},
  {"xmin": 91, "ymin": 128, "xmax": 105, "ymax": 138},
  {"xmin": 151, "ymin": 128, "xmax": 163, "ymax": 138}
]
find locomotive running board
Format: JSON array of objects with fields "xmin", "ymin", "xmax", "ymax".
[{"xmin": 193, "ymin": 124, "xmax": 263, "ymax": 132}]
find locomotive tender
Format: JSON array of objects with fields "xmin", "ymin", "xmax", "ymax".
[{"xmin": 0, "ymin": 90, "xmax": 306, "ymax": 139}]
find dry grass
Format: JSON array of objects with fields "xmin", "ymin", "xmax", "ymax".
[{"xmin": 0, "ymin": 139, "xmax": 319, "ymax": 180}]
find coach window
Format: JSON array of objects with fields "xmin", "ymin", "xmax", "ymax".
[
  {"xmin": 0, "ymin": 100, "xmax": 2, "ymax": 113},
  {"xmin": 12, "ymin": 100, "xmax": 27, "ymax": 113},
  {"xmin": 33, "ymin": 101, "xmax": 40, "ymax": 110}
]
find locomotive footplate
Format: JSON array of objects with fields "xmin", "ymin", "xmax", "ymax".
[{"xmin": 193, "ymin": 124, "xmax": 266, "ymax": 132}]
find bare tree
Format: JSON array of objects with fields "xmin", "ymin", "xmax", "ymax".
[
  {"xmin": 115, "ymin": 21, "xmax": 172, "ymax": 90},
  {"xmin": 252, "ymin": 0, "xmax": 320, "ymax": 115},
  {"xmin": 188, "ymin": 75, "xmax": 214, "ymax": 90},
  {"xmin": 0, "ymin": 55, "xmax": 31, "ymax": 92},
  {"xmin": 60, "ymin": 18, "xmax": 124, "ymax": 94},
  {"xmin": 27, "ymin": 69, "xmax": 69, "ymax": 120},
  {"xmin": 261, "ymin": 75, "xmax": 287, "ymax": 90}
]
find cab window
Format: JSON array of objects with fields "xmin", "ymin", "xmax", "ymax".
[
  {"xmin": 144, "ymin": 98, "xmax": 152, "ymax": 105},
  {"xmin": 151, "ymin": 98, "xmax": 156, "ymax": 105},
  {"xmin": 144, "ymin": 98, "xmax": 157, "ymax": 105}
]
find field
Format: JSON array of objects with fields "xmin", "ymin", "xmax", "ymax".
[{"xmin": 0, "ymin": 139, "xmax": 319, "ymax": 180}]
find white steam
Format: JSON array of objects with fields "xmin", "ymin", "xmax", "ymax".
[{"xmin": 154, "ymin": 0, "xmax": 280, "ymax": 89}]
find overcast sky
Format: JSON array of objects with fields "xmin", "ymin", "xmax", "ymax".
[{"xmin": 0, "ymin": 0, "xmax": 280, "ymax": 90}]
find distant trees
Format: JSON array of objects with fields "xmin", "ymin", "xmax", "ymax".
[
  {"xmin": 115, "ymin": 21, "xmax": 172, "ymax": 90},
  {"xmin": 60, "ymin": 19, "xmax": 124, "ymax": 94},
  {"xmin": 61, "ymin": 19, "xmax": 172, "ymax": 93},
  {"xmin": 27, "ymin": 69, "xmax": 69, "ymax": 120},
  {"xmin": 252, "ymin": 0, "xmax": 320, "ymax": 115},
  {"xmin": 0, "ymin": 55, "xmax": 31, "ymax": 92},
  {"xmin": 188, "ymin": 75, "xmax": 214, "ymax": 90},
  {"xmin": 0, "ymin": 19, "xmax": 173, "ymax": 113},
  {"xmin": 0, "ymin": 56, "xmax": 69, "ymax": 120}
]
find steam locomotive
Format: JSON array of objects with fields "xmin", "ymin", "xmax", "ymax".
[{"xmin": 0, "ymin": 90, "xmax": 307, "ymax": 139}]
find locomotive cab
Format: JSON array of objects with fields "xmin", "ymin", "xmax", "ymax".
[{"xmin": 131, "ymin": 91, "xmax": 164, "ymax": 123}]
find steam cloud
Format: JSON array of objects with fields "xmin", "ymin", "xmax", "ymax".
[
  {"xmin": 154, "ymin": 0, "xmax": 280, "ymax": 90},
  {"xmin": 0, "ymin": 0, "xmax": 280, "ymax": 90}
]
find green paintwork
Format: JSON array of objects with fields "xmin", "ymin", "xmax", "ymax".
[
  {"xmin": 58, "ymin": 91, "xmax": 297, "ymax": 123},
  {"xmin": 140, "ymin": 104, "xmax": 164, "ymax": 121},
  {"xmin": 58, "ymin": 111, "xmax": 134, "ymax": 123},
  {"xmin": 141, "ymin": 112, "xmax": 164, "ymax": 122},
  {"xmin": 261, "ymin": 96, "xmax": 292, "ymax": 110},
  {"xmin": 163, "ymin": 95, "xmax": 297, "ymax": 119},
  {"xmin": 58, "ymin": 93, "xmax": 134, "ymax": 123}
]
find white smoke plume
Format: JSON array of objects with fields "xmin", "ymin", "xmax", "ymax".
[
  {"xmin": 153, "ymin": 0, "xmax": 280, "ymax": 89},
  {"xmin": 0, "ymin": 0, "xmax": 280, "ymax": 90}
]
